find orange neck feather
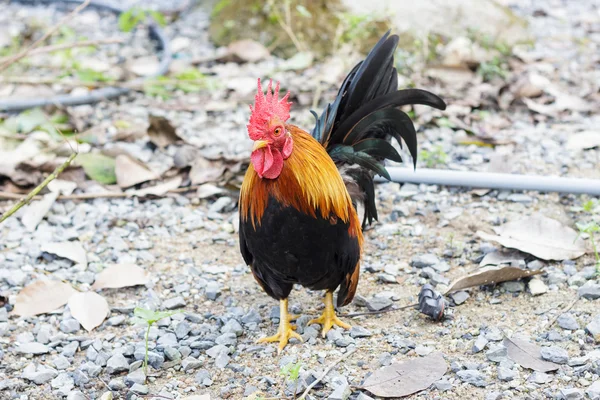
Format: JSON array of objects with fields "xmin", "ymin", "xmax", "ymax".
[{"xmin": 239, "ymin": 125, "xmax": 362, "ymax": 243}]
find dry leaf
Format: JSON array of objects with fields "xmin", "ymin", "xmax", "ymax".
[
  {"xmin": 197, "ymin": 183, "xmax": 225, "ymax": 199},
  {"xmin": 477, "ymin": 214, "xmax": 587, "ymax": 261},
  {"xmin": 227, "ymin": 39, "xmax": 270, "ymax": 63},
  {"xmin": 147, "ymin": 115, "xmax": 182, "ymax": 148},
  {"xmin": 12, "ymin": 280, "xmax": 77, "ymax": 317},
  {"xmin": 20, "ymin": 192, "xmax": 59, "ymax": 232},
  {"xmin": 115, "ymin": 155, "xmax": 159, "ymax": 188},
  {"xmin": 566, "ymin": 131, "xmax": 600, "ymax": 151},
  {"xmin": 360, "ymin": 352, "xmax": 447, "ymax": 398},
  {"xmin": 445, "ymin": 266, "xmax": 543, "ymax": 294},
  {"xmin": 189, "ymin": 158, "xmax": 226, "ymax": 185},
  {"xmin": 41, "ymin": 241, "xmax": 87, "ymax": 268},
  {"xmin": 91, "ymin": 264, "xmax": 150, "ymax": 290},
  {"xmin": 68, "ymin": 292, "xmax": 109, "ymax": 331},
  {"xmin": 504, "ymin": 337, "xmax": 559, "ymax": 372},
  {"xmin": 133, "ymin": 176, "xmax": 183, "ymax": 197},
  {"xmin": 47, "ymin": 179, "xmax": 77, "ymax": 195}
]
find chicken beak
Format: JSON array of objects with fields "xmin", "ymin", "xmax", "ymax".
[{"xmin": 252, "ymin": 140, "xmax": 269, "ymax": 151}]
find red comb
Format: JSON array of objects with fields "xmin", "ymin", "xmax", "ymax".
[{"xmin": 247, "ymin": 79, "xmax": 292, "ymax": 140}]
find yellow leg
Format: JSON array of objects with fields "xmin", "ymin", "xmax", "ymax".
[
  {"xmin": 309, "ymin": 291, "xmax": 351, "ymax": 337},
  {"xmin": 257, "ymin": 299, "xmax": 303, "ymax": 353}
]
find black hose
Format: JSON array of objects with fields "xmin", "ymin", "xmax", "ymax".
[{"xmin": 0, "ymin": 0, "xmax": 172, "ymax": 112}]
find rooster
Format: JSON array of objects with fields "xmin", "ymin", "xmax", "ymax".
[{"xmin": 239, "ymin": 31, "xmax": 446, "ymax": 352}]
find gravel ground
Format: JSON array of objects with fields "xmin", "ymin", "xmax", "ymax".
[{"xmin": 0, "ymin": 0, "xmax": 599, "ymax": 399}]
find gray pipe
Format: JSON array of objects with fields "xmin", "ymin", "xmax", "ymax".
[
  {"xmin": 0, "ymin": 0, "xmax": 172, "ymax": 112},
  {"xmin": 376, "ymin": 168, "xmax": 600, "ymax": 196}
]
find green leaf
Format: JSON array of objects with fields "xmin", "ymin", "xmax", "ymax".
[
  {"xmin": 76, "ymin": 68, "xmax": 110, "ymax": 83},
  {"xmin": 147, "ymin": 10, "xmax": 167, "ymax": 27},
  {"xmin": 118, "ymin": 7, "xmax": 144, "ymax": 32},
  {"xmin": 295, "ymin": 5, "xmax": 311, "ymax": 18},
  {"xmin": 17, "ymin": 108, "xmax": 47, "ymax": 133},
  {"xmin": 134, "ymin": 307, "xmax": 181, "ymax": 325},
  {"xmin": 77, "ymin": 153, "xmax": 117, "ymax": 184}
]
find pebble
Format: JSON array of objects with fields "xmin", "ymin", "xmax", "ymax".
[
  {"xmin": 106, "ymin": 354, "xmax": 130, "ymax": 374},
  {"xmin": 486, "ymin": 344, "xmax": 508, "ymax": 363},
  {"xmin": 497, "ymin": 366, "xmax": 517, "ymax": 381},
  {"xmin": 67, "ymin": 391, "xmax": 87, "ymax": 400},
  {"xmin": 125, "ymin": 369, "xmax": 146, "ymax": 386},
  {"xmin": 411, "ymin": 254, "xmax": 439, "ymax": 268},
  {"xmin": 21, "ymin": 364, "xmax": 58, "ymax": 384},
  {"xmin": 472, "ymin": 336, "xmax": 488, "ymax": 353},
  {"xmin": 434, "ymin": 379, "xmax": 452, "ymax": 391},
  {"xmin": 163, "ymin": 296, "xmax": 186, "ymax": 309},
  {"xmin": 106, "ymin": 315, "xmax": 126, "ymax": 326},
  {"xmin": 559, "ymin": 388, "xmax": 584, "ymax": 399},
  {"xmin": 529, "ymin": 371, "xmax": 552, "ymax": 384},
  {"xmin": 59, "ymin": 318, "xmax": 80, "ymax": 333},
  {"xmin": 528, "ymin": 278, "xmax": 548, "ymax": 295},
  {"xmin": 451, "ymin": 291, "xmax": 470, "ymax": 305},
  {"xmin": 195, "ymin": 369, "xmax": 213, "ymax": 386},
  {"xmin": 131, "ymin": 383, "xmax": 149, "ymax": 395},
  {"xmin": 205, "ymin": 281, "xmax": 221, "ymax": 300},
  {"xmin": 587, "ymin": 381, "xmax": 600, "ymax": 400},
  {"xmin": 17, "ymin": 343, "xmax": 50, "ymax": 355},
  {"xmin": 507, "ymin": 193, "xmax": 533, "ymax": 203},
  {"xmin": 350, "ymin": 326, "xmax": 372, "ymax": 338},
  {"xmin": 586, "ymin": 315, "xmax": 600, "ymax": 342},
  {"xmin": 502, "ymin": 280, "xmax": 525, "ymax": 292},
  {"xmin": 456, "ymin": 370, "xmax": 488, "ymax": 387},
  {"xmin": 540, "ymin": 346, "xmax": 569, "ymax": 364},
  {"xmin": 221, "ymin": 319, "xmax": 244, "ymax": 336},
  {"xmin": 53, "ymin": 355, "xmax": 71, "ymax": 370},
  {"xmin": 175, "ymin": 321, "xmax": 191, "ymax": 339},
  {"xmin": 578, "ymin": 283, "xmax": 600, "ymax": 299},
  {"xmin": 557, "ymin": 313, "xmax": 579, "ymax": 331},
  {"xmin": 366, "ymin": 297, "xmax": 393, "ymax": 311},
  {"xmin": 215, "ymin": 352, "xmax": 230, "ymax": 368},
  {"xmin": 182, "ymin": 356, "xmax": 203, "ymax": 371},
  {"xmin": 328, "ymin": 383, "xmax": 351, "ymax": 400}
]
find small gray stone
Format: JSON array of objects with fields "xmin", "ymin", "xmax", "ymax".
[
  {"xmin": 502, "ymin": 280, "xmax": 525, "ymax": 293},
  {"xmin": 51, "ymin": 372, "xmax": 74, "ymax": 392},
  {"xmin": 451, "ymin": 291, "xmax": 470, "ymax": 305},
  {"xmin": 164, "ymin": 347, "xmax": 181, "ymax": 361},
  {"xmin": 22, "ymin": 364, "xmax": 58, "ymax": 384},
  {"xmin": 497, "ymin": 366, "xmax": 517, "ymax": 381},
  {"xmin": 540, "ymin": 346, "xmax": 568, "ymax": 364},
  {"xmin": 215, "ymin": 352, "xmax": 230, "ymax": 368},
  {"xmin": 434, "ymin": 379, "xmax": 452, "ymax": 391},
  {"xmin": 163, "ymin": 296, "xmax": 186, "ymax": 309},
  {"xmin": 195, "ymin": 369, "xmax": 213, "ymax": 387},
  {"xmin": 106, "ymin": 354, "xmax": 129, "ymax": 374},
  {"xmin": 209, "ymin": 197, "xmax": 232, "ymax": 213},
  {"xmin": 484, "ymin": 327, "xmax": 504, "ymax": 341},
  {"xmin": 182, "ymin": 356, "xmax": 202, "ymax": 371},
  {"xmin": 350, "ymin": 326, "xmax": 372, "ymax": 338},
  {"xmin": 578, "ymin": 283, "xmax": 600, "ymax": 299},
  {"xmin": 486, "ymin": 344, "xmax": 508, "ymax": 363},
  {"xmin": 175, "ymin": 321, "xmax": 191, "ymax": 339},
  {"xmin": 216, "ymin": 332, "xmax": 237, "ymax": 346},
  {"xmin": 559, "ymin": 388, "xmax": 583, "ymax": 399},
  {"xmin": 205, "ymin": 281, "xmax": 221, "ymax": 300},
  {"xmin": 557, "ymin": 313, "xmax": 579, "ymax": 331},
  {"xmin": 66, "ymin": 391, "xmax": 86, "ymax": 400},
  {"xmin": 108, "ymin": 378, "xmax": 126, "ymax": 390},
  {"xmin": 60, "ymin": 318, "xmax": 80, "ymax": 333},
  {"xmin": 472, "ymin": 336, "xmax": 488, "ymax": 353},
  {"xmin": 125, "ymin": 368, "xmax": 146, "ymax": 386},
  {"xmin": 356, "ymin": 394, "xmax": 375, "ymax": 400},
  {"xmin": 586, "ymin": 315, "xmax": 600, "ymax": 342},
  {"xmin": 242, "ymin": 308, "xmax": 262, "ymax": 325},
  {"xmin": 366, "ymin": 297, "xmax": 393, "ymax": 311},
  {"xmin": 415, "ymin": 345, "xmax": 433, "ymax": 356},
  {"xmin": 528, "ymin": 278, "xmax": 548, "ymax": 296},
  {"xmin": 485, "ymin": 392, "xmax": 502, "ymax": 400},
  {"xmin": 131, "ymin": 383, "xmax": 149, "ymax": 395},
  {"xmin": 456, "ymin": 370, "xmax": 487, "ymax": 387},
  {"xmin": 157, "ymin": 332, "xmax": 178, "ymax": 347},
  {"xmin": 328, "ymin": 383, "xmax": 351, "ymax": 400},
  {"xmin": 587, "ymin": 381, "xmax": 600, "ymax": 400},
  {"xmin": 528, "ymin": 371, "xmax": 551, "ymax": 384},
  {"xmin": 411, "ymin": 254, "xmax": 439, "ymax": 268},
  {"xmin": 52, "ymin": 355, "xmax": 71, "ymax": 370},
  {"xmin": 507, "ymin": 193, "xmax": 532, "ymax": 203},
  {"xmin": 17, "ymin": 342, "xmax": 50, "ymax": 355},
  {"xmin": 106, "ymin": 315, "xmax": 126, "ymax": 326},
  {"xmin": 221, "ymin": 319, "xmax": 243, "ymax": 336}
]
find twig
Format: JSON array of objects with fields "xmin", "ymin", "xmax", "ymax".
[
  {"xmin": 298, "ymin": 348, "xmax": 356, "ymax": 400},
  {"xmin": 0, "ymin": 0, "xmax": 92, "ymax": 72},
  {"xmin": 546, "ymin": 295, "xmax": 579, "ymax": 328},
  {"xmin": 0, "ymin": 153, "xmax": 77, "ymax": 224},
  {"xmin": 0, "ymin": 76, "xmax": 208, "ymax": 90},
  {"xmin": 0, "ymin": 38, "xmax": 124, "ymax": 64},
  {"xmin": 339, "ymin": 303, "xmax": 417, "ymax": 318}
]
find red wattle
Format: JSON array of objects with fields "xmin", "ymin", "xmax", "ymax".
[{"xmin": 251, "ymin": 146, "xmax": 284, "ymax": 179}]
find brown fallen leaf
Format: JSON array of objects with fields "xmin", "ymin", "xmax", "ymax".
[
  {"xmin": 445, "ymin": 266, "xmax": 543, "ymax": 294},
  {"xmin": 360, "ymin": 352, "xmax": 447, "ymax": 398},
  {"xmin": 133, "ymin": 176, "xmax": 183, "ymax": 197},
  {"xmin": 477, "ymin": 214, "xmax": 587, "ymax": 261},
  {"xmin": 504, "ymin": 337, "xmax": 559, "ymax": 372},
  {"xmin": 189, "ymin": 158, "xmax": 226, "ymax": 185},
  {"xmin": 68, "ymin": 291, "xmax": 109, "ymax": 331},
  {"xmin": 147, "ymin": 115, "xmax": 182, "ymax": 148},
  {"xmin": 115, "ymin": 155, "xmax": 159, "ymax": 189},
  {"xmin": 12, "ymin": 280, "xmax": 77, "ymax": 317},
  {"xmin": 91, "ymin": 264, "xmax": 150, "ymax": 290},
  {"xmin": 20, "ymin": 192, "xmax": 59, "ymax": 232},
  {"xmin": 40, "ymin": 241, "xmax": 87, "ymax": 268}
]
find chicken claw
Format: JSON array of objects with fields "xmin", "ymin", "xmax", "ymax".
[
  {"xmin": 309, "ymin": 291, "xmax": 351, "ymax": 337},
  {"xmin": 257, "ymin": 299, "xmax": 303, "ymax": 353}
]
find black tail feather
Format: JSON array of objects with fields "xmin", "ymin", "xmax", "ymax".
[{"xmin": 310, "ymin": 31, "xmax": 446, "ymax": 227}]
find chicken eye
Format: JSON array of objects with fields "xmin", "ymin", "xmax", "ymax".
[{"xmin": 274, "ymin": 127, "xmax": 282, "ymax": 136}]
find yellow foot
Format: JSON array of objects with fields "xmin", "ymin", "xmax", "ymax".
[
  {"xmin": 257, "ymin": 299, "xmax": 303, "ymax": 353},
  {"xmin": 309, "ymin": 291, "xmax": 351, "ymax": 337}
]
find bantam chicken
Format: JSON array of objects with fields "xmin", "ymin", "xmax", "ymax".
[{"xmin": 239, "ymin": 31, "xmax": 446, "ymax": 352}]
